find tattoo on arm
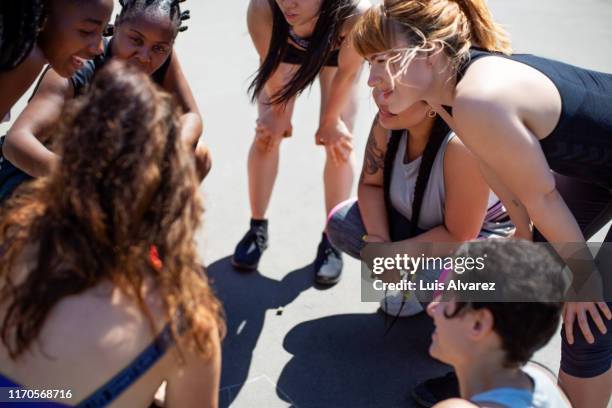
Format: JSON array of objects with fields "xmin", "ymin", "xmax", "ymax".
[{"xmin": 363, "ymin": 121, "xmax": 385, "ymax": 176}]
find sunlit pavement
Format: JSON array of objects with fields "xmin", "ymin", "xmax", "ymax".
[{"xmin": 2, "ymin": 1, "xmax": 611, "ymax": 406}]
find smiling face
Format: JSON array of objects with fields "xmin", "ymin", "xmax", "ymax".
[
  {"xmin": 37, "ymin": 0, "xmax": 114, "ymax": 77},
  {"xmin": 111, "ymin": 12, "xmax": 175, "ymax": 76},
  {"xmin": 275, "ymin": 0, "xmax": 322, "ymax": 27}
]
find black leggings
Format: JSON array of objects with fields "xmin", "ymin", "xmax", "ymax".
[{"xmin": 534, "ymin": 173, "xmax": 612, "ymax": 378}]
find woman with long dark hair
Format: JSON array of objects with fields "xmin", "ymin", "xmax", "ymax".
[
  {"xmin": 0, "ymin": 0, "xmax": 113, "ymax": 119},
  {"xmin": 1, "ymin": 0, "xmax": 210, "ymax": 203},
  {"xmin": 232, "ymin": 0, "xmax": 370, "ymax": 285},
  {"xmin": 354, "ymin": 1, "xmax": 612, "ymax": 406},
  {"xmin": 0, "ymin": 61, "xmax": 223, "ymax": 407}
]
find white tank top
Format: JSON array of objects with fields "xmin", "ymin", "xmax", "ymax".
[{"xmin": 389, "ymin": 130, "xmax": 512, "ymax": 236}]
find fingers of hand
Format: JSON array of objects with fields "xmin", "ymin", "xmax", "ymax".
[
  {"xmin": 597, "ymin": 302, "xmax": 612, "ymax": 320},
  {"xmin": 587, "ymin": 303, "xmax": 608, "ymax": 336},
  {"xmin": 577, "ymin": 306, "xmax": 595, "ymax": 344}
]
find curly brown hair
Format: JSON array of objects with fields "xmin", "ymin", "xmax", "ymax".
[{"xmin": 0, "ymin": 60, "xmax": 224, "ymax": 360}]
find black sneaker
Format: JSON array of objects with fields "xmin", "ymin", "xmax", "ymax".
[
  {"xmin": 314, "ymin": 233, "xmax": 343, "ymax": 285},
  {"xmin": 411, "ymin": 371, "xmax": 459, "ymax": 407},
  {"xmin": 231, "ymin": 219, "xmax": 269, "ymax": 271}
]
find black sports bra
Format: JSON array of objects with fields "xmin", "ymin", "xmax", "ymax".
[{"xmin": 281, "ymin": 28, "xmax": 340, "ymax": 67}]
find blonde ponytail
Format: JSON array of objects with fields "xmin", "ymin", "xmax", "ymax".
[{"xmin": 454, "ymin": 0, "xmax": 511, "ymax": 53}]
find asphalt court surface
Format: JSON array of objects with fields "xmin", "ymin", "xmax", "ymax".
[{"xmin": 1, "ymin": 1, "xmax": 612, "ymax": 407}]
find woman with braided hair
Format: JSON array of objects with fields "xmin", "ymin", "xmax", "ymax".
[
  {"xmin": 0, "ymin": 0, "xmax": 114, "ymax": 119},
  {"xmin": 353, "ymin": 1, "xmax": 612, "ymax": 406},
  {"xmin": 1, "ymin": 0, "xmax": 210, "ymax": 203},
  {"xmin": 0, "ymin": 61, "xmax": 223, "ymax": 407}
]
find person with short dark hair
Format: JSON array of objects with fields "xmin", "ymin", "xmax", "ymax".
[{"xmin": 428, "ymin": 240, "xmax": 571, "ymax": 408}]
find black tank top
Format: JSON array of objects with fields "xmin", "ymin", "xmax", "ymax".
[{"xmin": 456, "ymin": 49, "xmax": 612, "ymax": 190}]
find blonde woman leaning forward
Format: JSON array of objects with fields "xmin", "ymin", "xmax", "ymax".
[{"xmin": 352, "ymin": 1, "xmax": 611, "ymax": 407}]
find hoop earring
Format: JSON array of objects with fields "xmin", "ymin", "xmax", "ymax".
[{"xmin": 427, "ymin": 110, "xmax": 437, "ymax": 118}]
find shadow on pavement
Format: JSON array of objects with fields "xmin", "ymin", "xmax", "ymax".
[
  {"xmin": 207, "ymin": 256, "xmax": 314, "ymax": 407},
  {"xmin": 276, "ymin": 312, "xmax": 451, "ymax": 408}
]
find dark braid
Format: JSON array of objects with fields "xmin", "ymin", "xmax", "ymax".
[
  {"xmin": 0, "ymin": 0, "xmax": 46, "ymax": 71},
  {"xmin": 115, "ymin": 0, "xmax": 190, "ymax": 36}
]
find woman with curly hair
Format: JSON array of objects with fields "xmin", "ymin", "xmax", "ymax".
[
  {"xmin": 1, "ymin": 0, "xmax": 209, "ymax": 204},
  {"xmin": 0, "ymin": 61, "xmax": 224, "ymax": 407},
  {"xmin": 0, "ymin": 0, "xmax": 114, "ymax": 119},
  {"xmin": 232, "ymin": 0, "xmax": 370, "ymax": 285}
]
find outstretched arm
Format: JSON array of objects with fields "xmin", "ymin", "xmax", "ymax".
[
  {"xmin": 452, "ymin": 93, "xmax": 610, "ymax": 343},
  {"xmin": 315, "ymin": 5, "xmax": 369, "ymax": 164},
  {"xmin": 452, "ymin": 96, "xmax": 583, "ymax": 244},
  {"xmin": 3, "ymin": 68, "xmax": 72, "ymax": 177},
  {"xmin": 162, "ymin": 52, "xmax": 203, "ymax": 150}
]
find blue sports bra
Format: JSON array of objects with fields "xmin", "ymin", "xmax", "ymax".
[{"xmin": 0, "ymin": 321, "xmax": 175, "ymax": 408}]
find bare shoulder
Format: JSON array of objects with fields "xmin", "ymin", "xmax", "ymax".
[
  {"xmin": 452, "ymin": 83, "xmax": 514, "ymax": 134},
  {"xmin": 444, "ymin": 134, "xmax": 475, "ymax": 163},
  {"xmin": 35, "ymin": 67, "xmax": 73, "ymax": 98},
  {"xmin": 433, "ymin": 398, "xmax": 479, "ymax": 408},
  {"xmin": 247, "ymin": 0, "xmax": 272, "ymax": 23},
  {"xmin": 247, "ymin": 0, "xmax": 273, "ymax": 56},
  {"xmin": 40, "ymin": 280, "xmax": 169, "ymax": 360}
]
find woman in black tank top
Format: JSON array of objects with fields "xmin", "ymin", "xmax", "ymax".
[
  {"xmin": 0, "ymin": 0, "xmax": 114, "ymax": 120},
  {"xmin": 1, "ymin": 0, "xmax": 210, "ymax": 203},
  {"xmin": 354, "ymin": 1, "xmax": 611, "ymax": 407}
]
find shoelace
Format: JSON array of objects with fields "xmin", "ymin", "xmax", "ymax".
[
  {"xmin": 383, "ymin": 290, "xmax": 406, "ymax": 337},
  {"xmin": 317, "ymin": 243, "xmax": 339, "ymax": 266},
  {"xmin": 251, "ymin": 228, "xmax": 267, "ymax": 249},
  {"xmin": 384, "ymin": 270, "xmax": 414, "ymax": 336}
]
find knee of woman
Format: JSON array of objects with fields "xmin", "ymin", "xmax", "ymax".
[
  {"xmin": 326, "ymin": 213, "xmax": 343, "ymax": 246},
  {"xmin": 325, "ymin": 201, "xmax": 356, "ymax": 247},
  {"xmin": 253, "ymin": 133, "xmax": 284, "ymax": 154},
  {"xmin": 561, "ymin": 322, "xmax": 612, "ymax": 378}
]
